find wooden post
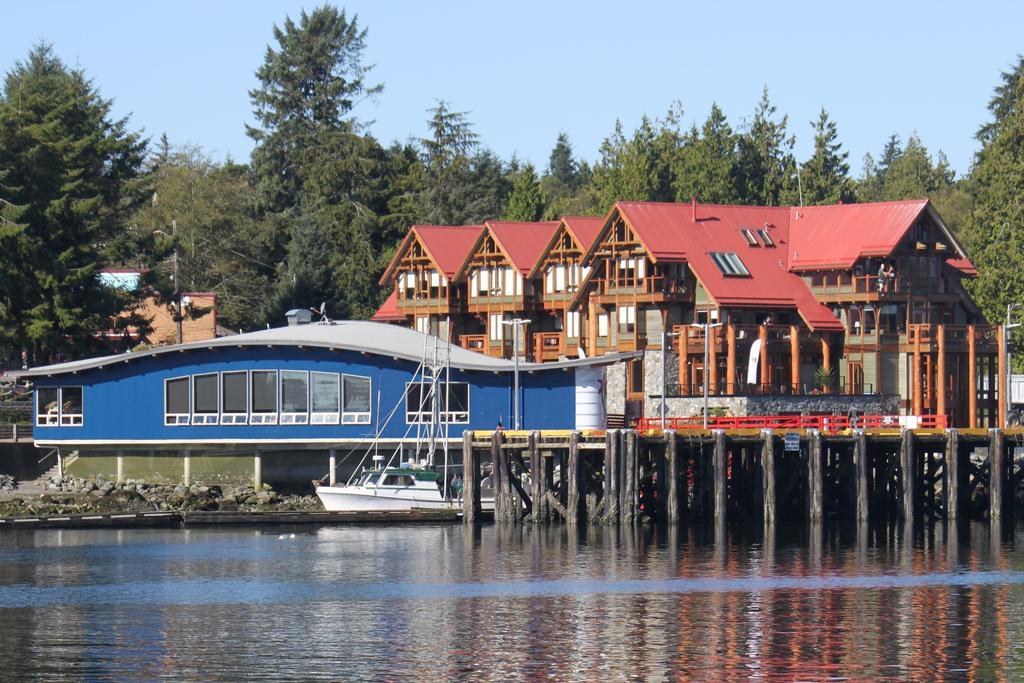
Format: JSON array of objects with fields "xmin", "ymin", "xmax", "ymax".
[
  {"xmin": 998, "ymin": 326, "xmax": 1007, "ymax": 428},
  {"xmin": 989, "ymin": 429, "xmax": 1005, "ymax": 520},
  {"xmin": 490, "ymin": 431, "xmax": 504, "ymax": 521},
  {"xmin": 726, "ymin": 324, "xmax": 736, "ymax": 395},
  {"xmin": 790, "ymin": 324, "xmax": 800, "ymax": 393},
  {"xmin": 328, "ymin": 448, "xmax": 337, "ymax": 487},
  {"xmin": 762, "ymin": 429, "xmax": 776, "ymax": 524},
  {"xmin": 899, "ymin": 430, "xmax": 914, "ymax": 521},
  {"xmin": 604, "ymin": 429, "xmax": 619, "ymax": 524},
  {"xmin": 253, "ymin": 450, "xmax": 262, "ymax": 489},
  {"xmin": 665, "ymin": 430, "xmax": 680, "ymax": 523},
  {"xmin": 528, "ymin": 431, "xmax": 545, "ymax": 523},
  {"xmin": 855, "ymin": 430, "xmax": 869, "ymax": 522},
  {"xmin": 709, "ymin": 327, "xmax": 718, "ymax": 395},
  {"xmin": 622, "ymin": 430, "xmax": 637, "ymax": 524},
  {"xmin": 821, "ymin": 335, "xmax": 832, "ymax": 393},
  {"xmin": 566, "ymin": 431, "xmax": 581, "ymax": 526},
  {"xmin": 937, "ymin": 324, "xmax": 947, "ymax": 419},
  {"xmin": 462, "ymin": 431, "xmax": 480, "ymax": 523},
  {"xmin": 944, "ymin": 428, "xmax": 958, "ymax": 521},
  {"xmin": 759, "ymin": 324, "xmax": 769, "ymax": 390},
  {"xmin": 968, "ymin": 324, "xmax": 977, "ymax": 428},
  {"xmin": 678, "ymin": 331, "xmax": 689, "ymax": 393},
  {"xmin": 808, "ymin": 430, "xmax": 823, "ymax": 522},
  {"xmin": 713, "ymin": 430, "xmax": 726, "ymax": 523}
]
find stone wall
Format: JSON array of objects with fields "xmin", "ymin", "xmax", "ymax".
[
  {"xmin": 746, "ymin": 393, "xmax": 900, "ymax": 416},
  {"xmin": 606, "ymin": 360, "xmax": 627, "ymax": 415}
]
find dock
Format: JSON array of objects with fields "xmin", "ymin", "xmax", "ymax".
[
  {"xmin": 461, "ymin": 427, "xmax": 1024, "ymax": 527},
  {"xmin": 0, "ymin": 509, "xmax": 459, "ymax": 530}
]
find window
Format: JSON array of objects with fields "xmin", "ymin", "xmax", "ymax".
[
  {"xmin": 192, "ymin": 373, "xmax": 219, "ymax": 424},
  {"xmin": 757, "ymin": 229, "xmax": 775, "ymax": 247},
  {"xmin": 618, "ymin": 304, "xmax": 636, "ymax": 333},
  {"xmin": 165, "ymin": 377, "xmax": 190, "ymax": 426},
  {"xmin": 489, "ymin": 313, "xmax": 503, "ymax": 341},
  {"xmin": 627, "ymin": 359, "xmax": 644, "ymax": 398},
  {"xmin": 741, "ymin": 229, "xmax": 759, "ymax": 247},
  {"xmin": 280, "ymin": 370, "xmax": 309, "ymax": 424},
  {"xmin": 250, "ymin": 370, "xmax": 278, "ymax": 424},
  {"xmin": 310, "ymin": 372, "xmax": 340, "ymax": 424},
  {"xmin": 554, "ymin": 265, "xmax": 566, "ymax": 292},
  {"xmin": 709, "ymin": 252, "xmax": 750, "ymax": 277},
  {"xmin": 221, "ymin": 371, "xmax": 248, "ymax": 425},
  {"xmin": 598, "ymin": 312, "xmax": 610, "ymax": 338},
  {"xmin": 342, "ymin": 374, "xmax": 372, "ymax": 424},
  {"xmin": 565, "ymin": 310, "xmax": 581, "ymax": 339},
  {"xmin": 415, "ymin": 316, "xmax": 431, "ymax": 335},
  {"xmin": 406, "ymin": 381, "xmax": 470, "ymax": 423},
  {"xmin": 36, "ymin": 387, "xmax": 60, "ymax": 426}
]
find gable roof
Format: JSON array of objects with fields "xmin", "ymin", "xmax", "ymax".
[
  {"xmin": 455, "ymin": 220, "xmax": 559, "ymax": 279},
  {"xmin": 371, "ymin": 290, "xmax": 405, "ymax": 322},
  {"xmin": 379, "ymin": 224, "xmax": 483, "ymax": 285},
  {"xmin": 607, "ymin": 202, "xmax": 843, "ymax": 331},
  {"xmin": 527, "ymin": 216, "xmax": 606, "ymax": 278}
]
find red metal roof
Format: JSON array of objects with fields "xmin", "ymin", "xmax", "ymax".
[
  {"xmin": 379, "ymin": 224, "xmax": 484, "ymax": 284},
  {"xmin": 787, "ymin": 200, "xmax": 930, "ymax": 270},
  {"xmin": 613, "ymin": 202, "xmax": 843, "ymax": 331},
  {"xmin": 561, "ymin": 216, "xmax": 605, "ymax": 252},
  {"xmin": 484, "ymin": 220, "xmax": 560, "ymax": 275},
  {"xmin": 371, "ymin": 290, "xmax": 405, "ymax": 322},
  {"xmin": 946, "ymin": 257, "xmax": 978, "ymax": 277}
]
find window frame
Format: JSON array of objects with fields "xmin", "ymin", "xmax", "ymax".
[
  {"xmin": 405, "ymin": 380, "xmax": 470, "ymax": 424},
  {"xmin": 249, "ymin": 370, "xmax": 279, "ymax": 425},
  {"xmin": 220, "ymin": 370, "xmax": 249, "ymax": 425},
  {"xmin": 59, "ymin": 386, "xmax": 84, "ymax": 426},
  {"xmin": 709, "ymin": 252, "xmax": 751, "ymax": 277},
  {"xmin": 36, "ymin": 387, "xmax": 60, "ymax": 427},
  {"xmin": 310, "ymin": 371, "xmax": 341, "ymax": 425},
  {"xmin": 191, "ymin": 372, "xmax": 220, "ymax": 425},
  {"xmin": 279, "ymin": 369, "xmax": 310, "ymax": 425},
  {"xmin": 757, "ymin": 228, "xmax": 775, "ymax": 247},
  {"xmin": 164, "ymin": 376, "xmax": 191, "ymax": 426},
  {"xmin": 341, "ymin": 374, "xmax": 372, "ymax": 425},
  {"xmin": 741, "ymin": 229, "xmax": 759, "ymax": 247}
]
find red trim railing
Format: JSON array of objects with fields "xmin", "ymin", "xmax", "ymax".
[{"xmin": 636, "ymin": 414, "xmax": 948, "ymax": 432}]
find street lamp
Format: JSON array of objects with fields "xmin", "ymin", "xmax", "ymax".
[
  {"xmin": 502, "ymin": 318, "xmax": 531, "ymax": 430},
  {"xmin": 1005, "ymin": 303, "xmax": 1021, "ymax": 427},
  {"xmin": 691, "ymin": 318, "xmax": 723, "ymax": 429},
  {"xmin": 661, "ymin": 328, "xmax": 680, "ymax": 429}
]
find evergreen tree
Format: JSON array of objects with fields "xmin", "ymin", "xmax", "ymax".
[
  {"xmin": 799, "ymin": 108, "xmax": 853, "ymax": 205},
  {"xmin": 736, "ymin": 87, "xmax": 798, "ymax": 205},
  {"xmin": 246, "ymin": 6, "xmax": 382, "ymax": 213},
  {"xmin": 504, "ymin": 163, "xmax": 545, "ymax": 221},
  {"xmin": 547, "ymin": 132, "xmax": 579, "ymax": 191},
  {"xmin": 0, "ymin": 44, "xmax": 147, "ymax": 364},
  {"xmin": 673, "ymin": 103, "xmax": 740, "ymax": 204},
  {"xmin": 880, "ymin": 135, "xmax": 952, "ymax": 200}
]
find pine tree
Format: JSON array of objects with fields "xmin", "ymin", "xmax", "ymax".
[
  {"xmin": 547, "ymin": 132, "xmax": 579, "ymax": 191},
  {"xmin": 736, "ymin": 87, "xmax": 797, "ymax": 205},
  {"xmin": 0, "ymin": 44, "xmax": 147, "ymax": 364},
  {"xmin": 799, "ymin": 108, "xmax": 853, "ymax": 205},
  {"xmin": 673, "ymin": 103, "xmax": 740, "ymax": 204},
  {"xmin": 504, "ymin": 164, "xmax": 545, "ymax": 221}
]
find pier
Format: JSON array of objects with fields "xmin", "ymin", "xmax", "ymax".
[{"xmin": 462, "ymin": 427, "xmax": 1024, "ymax": 527}]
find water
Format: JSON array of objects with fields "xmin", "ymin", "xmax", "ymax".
[{"xmin": 1, "ymin": 521, "xmax": 1022, "ymax": 680}]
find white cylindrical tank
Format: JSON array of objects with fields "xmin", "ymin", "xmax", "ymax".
[{"xmin": 575, "ymin": 366, "xmax": 606, "ymax": 430}]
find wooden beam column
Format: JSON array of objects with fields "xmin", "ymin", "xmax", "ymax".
[
  {"xmin": 665, "ymin": 430, "xmax": 681, "ymax": 523},
  {"xmin": 566, "ymin": 431, "xmax": 581, "ymax": 526},
  {"xmin": 622, "ymin": 430, "xmax": 638, "ymax": 525},
  {"xmin": 603, "ymin": 429, "xmax": 620, "ymax": 524},
  {"xmin": 759, "ymin": 324, "xmax": 769, "ymax": 391},
  {"xmin": 726, "ymin": 323, "xmax": 736, "ymax": 395},
  {"xmin": 528, "ymin": 431, "xmax": 545, "ymax": 523},
  {"xmin": 899, "ymin": 430, "xmax": 915, "ymax": 522},
  {"xmin": 944, "ymin": 428, "xmax": 958, "ymax": 521},
  {"xmin": 713, "ymin": 430, "xmax": 727, "ymax": 523},
  {"xmin": 678, "ymin": 333, "xmax": 689, "ymax": 393},
  {"xmin": 709, "ymin": 327, "xmax": 719, "ymax": 395},
  {"xmin": 912, "ymin": 334, "xmax": 923, "ymax": 416},
  {"xmin": 855, "ymin": 429, "xmax": 869, "ymax": 522},
  {"xmin": 808, "ymin": 431, "xmax": 823, "ymax": 522},
  {"xmin": 762, "ymin": 429, "xmax": 776, "ymax": 524},
  {"xmin": 937, "ymin": 324, "xmax": 947, "ymax": 419},
  {"xmin": 998, "ymin": 325, "xmax": 1008, "ymax": 428},
  {"xmin": 968, "ymin": 324, "xmax": 978, "ymax": 428},
  {"xmin": 990, "ymin": 429, "xmax": 1006, "ymax": 520},
  {"xmin": 790, "ymin": 324, "xmax": 800, "ymax": 393},
  {"xmin": 462, "ymin": 431, "xmax": 480, "ymax": 523},
  {"xmin": 821, "ymin": 335, "xmax": 832, "ymax": 393}
]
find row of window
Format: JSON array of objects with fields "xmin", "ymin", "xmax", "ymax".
[
  {"xmin": 164, "ymin": 370, "xmax": 372, "ymax": 426},
  {"xmin": 36, "ymin": 387, "xmax": 84, "ymax": 426}
]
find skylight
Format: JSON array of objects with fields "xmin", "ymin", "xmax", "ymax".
[
  {"xmin": 709, "ymin": 252, "xmax": 750, "ymax": 277},
  {"xmin": 757, "ymin": 229, "xmax": 775, "ymax": 247},
  {"xmin": 740, "ymin": 229, "xmax": 759, "ymax": 247}
]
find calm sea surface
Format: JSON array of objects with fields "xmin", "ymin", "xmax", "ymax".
[{"xmin": 1, "ymin": 521, "xmax": 1023, "ymax": 680}]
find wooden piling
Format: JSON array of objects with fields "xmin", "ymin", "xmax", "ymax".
[
  {"xmin": 855, "ymin": 430, "xmax": 869, "ymax": 522},
  {"xmin": 665, "ymin": 430, "xmax": 680, "ymax": 524},
  {"xmin": 604, "ymin": 429, "xmax": 619, "ymax": 524},
  {"xmin": 762, "ymin": 429, "xmax": 776, "ymax": 524},
  {"xmin": 899, "ymin": 429, "xmax": 915, "ymax": 522},
  {"xmin": 944, "ymin": 429, "xmax": 958, "ymax": 521},
  {"xmin": 528, "ymin": 431, "xmax": 547, "ymax": 523},
  {"xmin": 808, "ymin": 430, "xmax": 824, "ymax": 522},
  {"xmin": 462, "ymin": 431, "xmax": 480, "ymax": 523},
  {"xmin": 713, "ymin": 430, "xmax": 726, "ymax": 524},
  {"xmin": 989, "ymin": 429, "xmax": 1005, "ymax": 520},
  {"xmin": 566, "ymin": 431, "xmax": 581, "ymax": 526},
  {"xmin": 622, "ymin": 430, "xmax": 638, "ymax": 525},
  {"xmin": 490, "ymin": 431, "xmax": 505, "ymax": 522}
]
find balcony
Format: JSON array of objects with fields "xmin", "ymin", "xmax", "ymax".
[
  {"xmin": 595, "ymin": 275, "xmax": 684, "ymax": 302},
  {"xmin": 532, "ymin": 332, "xmax": 564, "ymax": 362},
  {"xmin": 661, "ymin": 379, "xmax": 876, "ymax": 398},
  {"xmin": 458, "ymin": 334, "xmax": 486, "ymax": 352}
]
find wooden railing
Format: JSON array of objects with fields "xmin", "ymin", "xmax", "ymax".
[
  {"xmin": 637, "ymin": 414, "xmax": 948, "ymax": 432},
  {"xmin": 458, "ymin": 334, "xmax": 486, "ymax": 352},
  {"xmin": 532, "ymin": 332, "xmax": 564, "ymax": 362},
  {"xmin": 598, "ymin": 275, "xmax": 681, "ymax": 296}
]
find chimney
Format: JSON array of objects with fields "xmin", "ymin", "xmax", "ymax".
[
  {"xmin": 285, "ymin": 309, "xmax": 312, "ymax": 326},
  {"xmin": 691, "ymin": 196, "xmax": 697, "ymax": 222}
]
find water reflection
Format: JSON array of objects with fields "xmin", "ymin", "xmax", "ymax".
[{"xmin": 0, "ymin": 521, "xmax": 1023, "ymax": 679}]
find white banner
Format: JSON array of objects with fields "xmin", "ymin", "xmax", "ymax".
[{"xmin": 747, "ymin": 338, "xmax": 762, "ymax": 385}]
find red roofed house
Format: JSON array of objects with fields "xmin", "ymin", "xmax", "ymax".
[{"xmin": 374, "ymin": 199, "xmax": 998, "ymax": 428}]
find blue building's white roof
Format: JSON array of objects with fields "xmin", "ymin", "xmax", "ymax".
[{"xmin": 13, "ymin": 320, "xmax": 636, "ymax": 378}]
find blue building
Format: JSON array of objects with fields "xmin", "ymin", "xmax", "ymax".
[{"xmin": 14, "ymin": 320, "xmax": 628, "ymax": 486}]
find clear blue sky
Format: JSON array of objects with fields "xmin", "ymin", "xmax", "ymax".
[{"xmin": 4, "ymin": 1, "xmax": 1022, "ymax": 177}]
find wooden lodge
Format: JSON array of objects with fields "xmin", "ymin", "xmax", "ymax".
[{"xmin": 375, "ymin": 199, "xmax": 1004, "ymax": 428}]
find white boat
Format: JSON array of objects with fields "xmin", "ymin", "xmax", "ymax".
[{"xmin": 316, "ymin": 468, "xmax": 453, "ymax": 511}]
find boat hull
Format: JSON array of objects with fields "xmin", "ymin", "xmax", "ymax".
[{"xmin": 316, "ymin": 486, "xmax": 453, "ymax": 511}]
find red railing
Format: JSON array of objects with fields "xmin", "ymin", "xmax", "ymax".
[{"xmin": 636, "ymin": 414, "xmax": 948, "ymax": 432}]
